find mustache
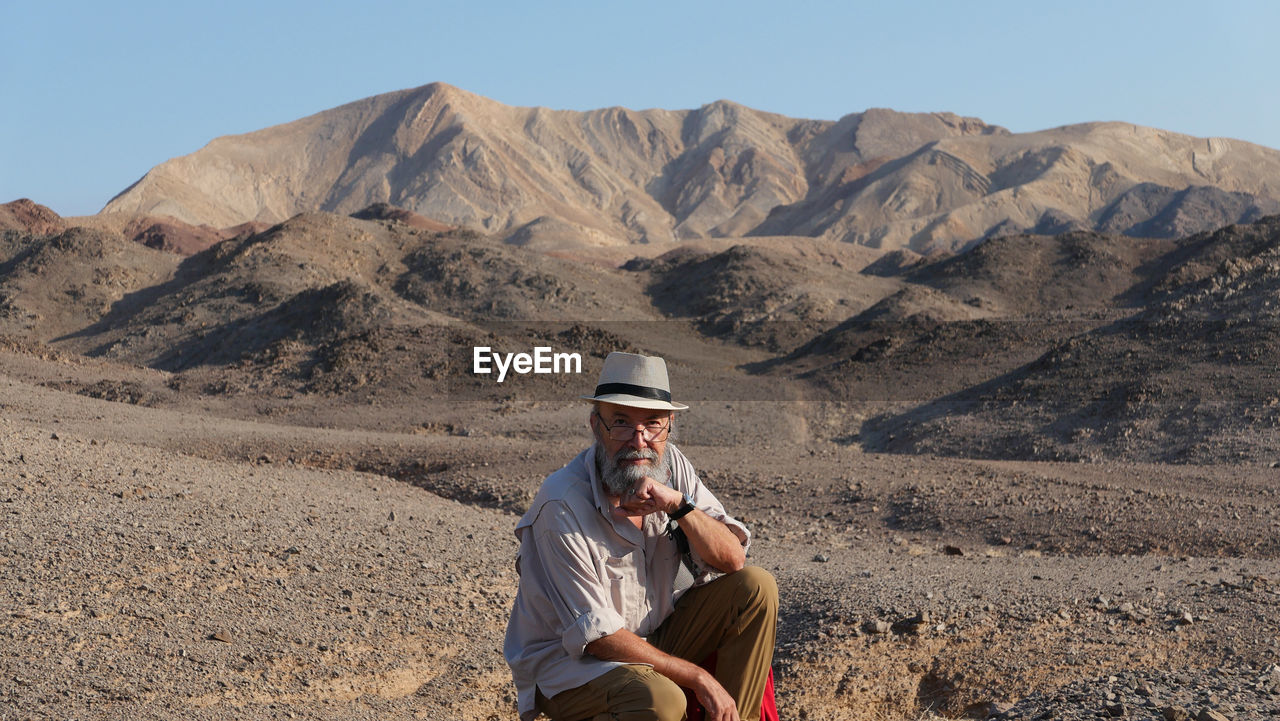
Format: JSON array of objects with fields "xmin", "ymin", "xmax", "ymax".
[{"xmin": 616, "ymin": 449, "xmax": 659, "ymax": 461}]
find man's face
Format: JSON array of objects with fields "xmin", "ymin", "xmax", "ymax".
[{"xmin": 591, "ymin": 402, "xmax": 673, "ymax": 496}]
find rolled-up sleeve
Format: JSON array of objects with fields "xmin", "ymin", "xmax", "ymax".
[{"xmin": 531, "ymin": 504, "xmax": 623, "ymax": 658}]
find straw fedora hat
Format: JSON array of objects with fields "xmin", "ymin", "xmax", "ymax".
[{"xmin": 580, "ymin": 352, "xmax": 689, "ymax": 411}]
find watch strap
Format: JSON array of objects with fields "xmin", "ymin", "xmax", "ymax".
[{"xmin": 668, "ymin": 494, "xmax": 696, "ymax": 520}]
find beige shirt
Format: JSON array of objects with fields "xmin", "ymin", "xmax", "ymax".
[{"xmin": 503, "ymin": 443, "xmax": 750, "ymax": 721}]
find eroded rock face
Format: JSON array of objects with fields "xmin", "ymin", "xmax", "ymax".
[
  {"xmin": 101, "ymin": 84, "xmax": 1280, "ymax": 253},
  {"xmin": 123, "ymin": 218, "xmax": 227, "ymax": 255},
  {"xmin": 0, "ymin": 198, "xmax": 66, "ymax": 235},
  {"xmin": 349, "ymin": 202, "xmax": 453, "ymax": 233}
]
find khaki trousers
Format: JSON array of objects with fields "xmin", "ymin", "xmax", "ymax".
[{"xmin": 536, "ymin": 566, "xmax": 778, "ymax": 721}]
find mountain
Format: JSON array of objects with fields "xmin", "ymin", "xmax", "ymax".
[
  {"xmin": 7, "ymin": 201, "xmax": 266, "ymax": 257},
  {"xmin": 836, "ymin": 217, "xmax": 1280, "ymax": 464},
  {"xmin": 102, "ymin": 83, "xmax": 1280, "ymax": 253},
  {"xmin": 6, "ymin": 195, "xmax": 1280, "ymax": 462},
  {"xmin": 25, "ymin": 211, "xmax": 660, "ymax": 400}
]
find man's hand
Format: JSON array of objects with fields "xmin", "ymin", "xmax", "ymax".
[
  {"xmin": 611, "ymin": 477, "xmax": 746, "ymax": 574},
  {"xmin": 692, "ymin": 671, "xmax": 741, "ymax": 721},
  {"xmin": 612, "ymin": 476, "xmax": 682, "ymax": 519}
]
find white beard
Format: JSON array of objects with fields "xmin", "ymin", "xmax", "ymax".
[{"xmin": 595, "ymin": 443, "xmax": 671, "ymax": 496}]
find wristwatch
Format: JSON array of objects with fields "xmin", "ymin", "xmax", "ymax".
[{"xmin": 668, "ymin": 494, "xmax": 696, "ymax": 521}]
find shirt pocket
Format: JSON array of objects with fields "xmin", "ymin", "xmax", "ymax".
[{"xmin": 602, "ymin": 554, "xmax": 633, "ymax": 624}]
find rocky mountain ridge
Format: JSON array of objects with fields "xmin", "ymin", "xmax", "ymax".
[
  {"xmin": 101, "ymin": 83, "xmax": 1280, "ymax": 253},
  {"xmin": 6, "ymin": 196, "xmax": 1280, "ymax": 464}
]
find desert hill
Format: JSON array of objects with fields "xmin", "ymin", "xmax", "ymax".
[
  {"xmin": 635, "ymin": 243, "xmax": 897, "ymax": 350},
  {"xmin": 101, "ymin": 83, "xmax": 1280, "ymax": 253},
  {"xmin": 0, "ymin": 226, "xmax": 179, "ymax": 341},
  {"xmin": 851, "ymin": 217, "xmax": 1280, "ymax": 464},
  {"xmin": 6, "ymin": 201, "xmax": 1280, "ymax": 465},
  {"xmin": 0, "ymin": 198, "xmax": 66, "ymax": 235},
  {"xmin": 7, "ymin": 200, "xmax": 267, "ymax": 256},
  {"xmin": 752, "ymin": 229, "xmax": 1169, "ymax": 404},
  {"xmin": 5, "ymin": 211, "xmax": 686, "ymax": 411}
]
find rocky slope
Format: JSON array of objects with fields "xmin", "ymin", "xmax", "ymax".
[
  {"xmin": 0, "ymin": 198, "xmax": 66, "ymax": 235},
  {"xmin": 101, "ymin": 83, "xmax": 1280, "ymax": 253},
  {"xmin": 8, "ymin": 201, "xmax": 1280, "ymax": 463},
  {"xmin": 3, "ymin": 210, "xmax": 670, "ymax": 409},
  {"xmin": 849, "ymin": 217, "xmax": 1280, "ymax": 464}
]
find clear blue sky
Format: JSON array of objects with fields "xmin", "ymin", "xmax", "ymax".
[{"xmin": 3, "ymin": 0, "xmax": 1277, "ymax": 218}]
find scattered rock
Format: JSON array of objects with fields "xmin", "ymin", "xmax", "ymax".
[
  {"xmin": 862, "ymin": 619, "xmax": 892, "ymax": 635},
  {"xmin": 892, "ymin": 610, "xmax": 932, "ymax": 635},
  {"xmin": 986, "ymin": 700, "xmax": 1014, "ymax": 718}
]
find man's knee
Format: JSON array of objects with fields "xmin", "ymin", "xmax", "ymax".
[
  {"xmin": 615, "ymin": 667, "xmax": 685, "ymax": 721},
  {"xmin": 607, "ymin": 666, "xmax": 686, "ymax": 721},
  {"xmin": 732, "ymin": 565, "xmax": 778, "ymax": 612},
  {"xmin": 647, "ymin": 672, "xmax": 688, "ymax": 721}
]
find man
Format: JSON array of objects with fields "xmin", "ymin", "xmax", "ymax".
[{"xmin": 504, "ymin": 352, "xmax": 778, "ymax": 721}]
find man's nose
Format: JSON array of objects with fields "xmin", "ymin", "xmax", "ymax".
[{"xmin": 626, "ymin": 425, "xmax": 649, "ymax": 449}]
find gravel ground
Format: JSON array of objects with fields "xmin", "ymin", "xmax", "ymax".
[{"xmin": 3, "ymin": 362, "xmax": 1280, "ymax": 720}]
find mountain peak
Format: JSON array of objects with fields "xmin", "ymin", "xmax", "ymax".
[
  {"xmin": 1, "ymin": 198, "xmax": 65, "ymax": 235},
  {"xmin": 100, "ymin": 85, "xmax": 1280, "ymax": 252}
]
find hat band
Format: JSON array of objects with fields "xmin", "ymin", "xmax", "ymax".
[{"xmin": 593, "ymin": 382, "xmax": 672, "ymax": 402}]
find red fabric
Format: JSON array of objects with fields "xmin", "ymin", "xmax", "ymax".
[
  {"xmin": 760, "ymin": 666, "xmax": 778, "ymax": 721},
  {"xmin": 684, "ymin": 652, "xmax": 778, "ymax": 721}
]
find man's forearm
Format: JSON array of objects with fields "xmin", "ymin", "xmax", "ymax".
[
  {"xmin": 585, "ymin": 628, "xmax": 705, "ymax": 688},
  {"xmin": 586, "ymin": 629, "xmax": 740, "ymax": 721},
  {"xmin": 676, "ymin": 509, "xmax": 746, "ymax": 573}
]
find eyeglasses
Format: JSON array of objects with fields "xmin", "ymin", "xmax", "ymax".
[{"xmin": 594, "ymin": 412, "xmax": 671, "ymax": 442}]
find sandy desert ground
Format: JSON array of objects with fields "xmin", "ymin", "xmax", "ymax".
[{"xmin": 3, "ymin": 340, "xmax": 1279, "ymax": 721}]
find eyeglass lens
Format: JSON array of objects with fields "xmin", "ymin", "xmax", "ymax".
[{"xmin": 597, "ymin": 413, "xmax": 668, "ymax": 441}]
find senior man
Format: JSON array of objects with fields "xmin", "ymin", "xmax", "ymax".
[{"xmin": 504, "ymin": 352, "xmax": 778, "ymax": 721}]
